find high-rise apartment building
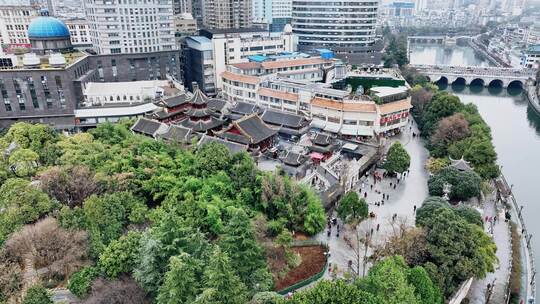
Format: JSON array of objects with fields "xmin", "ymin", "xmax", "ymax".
[
  {"xmin": 291, "ymin": 0, "xmax": 381, "ymax": 63},
  {"xmin": 0, "ymin": 4, "xmax": 39, "ymax": 48},
  {"xmin": 202, "ymin": 0, "xmax": 252, "ymax": 29},
  {"xmin": 84, "ymin": 0, "xmax": 176, "ymax": 54},
  {"xmin": 253, "ymin": 0, "xmax": 292, "ymax": 32},
  {"xmin": 173, "ymin": 0, "xmax": 191, "ymax": 14}
]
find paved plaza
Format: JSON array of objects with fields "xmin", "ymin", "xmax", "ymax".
[
  {"xmin": 313, "ymin": 121, "xmax": 513, "ymax": 304},
  {"xmin": 316, "ymin": 122, "xmax": 431, "ymax": 278}
]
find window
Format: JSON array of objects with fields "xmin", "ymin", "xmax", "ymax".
[{"xmin": 4, "ymin": 99, "xmax": 11, "ymax": 111}]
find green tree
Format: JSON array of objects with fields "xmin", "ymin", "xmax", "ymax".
[
  {"xmin": 358, "ymin": 256, "xmax": 419, "ymax": 304},
  {"xmin": 427, "ymin": 167, "xmax": 481, "ymax": 201},
  {"xmin": 219, "ymin": 207, "xmax": 273, "ymax": 292},
  {"xmin": 0, "ymin": 178, "xmax": 54, "ymax": 244},
  {"xmin": 384, "ymin": 142, "xmax": 410, "ymax": 174},
  {"xmin": 249, "ymin": 292, "xmax": 281, "ymax": 304},
  {"xmin": 286, "ymin": 280, "xmax": 379, "ymax": 304},
  {"xmin": 421, "ymin": 92, "xmax": 464, "ymax": 135},
  {"xmin": 420, "ymin": 208, "xmax": 497, "ymax": 296},
  {"xmin": 22, "ymin": 285, "xmax": 53, "ymax": 304},
  {"xmin": 157, "ymin": 252, "xmax": 203, "ymax": 304},
  {"xmin": 8, "ymin": 148, "xmax": 39, "ymax": 177},
  {"xmin": 337, "ymin": 191, "xmax": 369, "ymax": 225},
  {"xmin": 98, "ymin": 231, "xmax": 143, "ymax": 278},
  {"xmin": 201, "ymin": 246, "xmax": 248, "ymax": 304},
  {"xmin": 83, "ymin": 191, "xmax": 147, "ymax": 256},
  {"xmin": 425, "ymin": 158, "xmax": 450, "ymax": 175},
  {"xmin": 407, "ymin": 266, "xmax": 443, "ymax": 304},
  {"xmin": 67, "ymin": 266, "xmax": 99, "ymax": 297}
]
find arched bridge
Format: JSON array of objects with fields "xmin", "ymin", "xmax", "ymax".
[{"xmin": 411, "ymin": 64, "xmax": 537, "ymax": 88}]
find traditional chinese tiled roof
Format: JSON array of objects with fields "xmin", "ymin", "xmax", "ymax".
[
  {"xmin": 281, "ymin": 151, "xmax": 309, "ymax": 167},
  {"xmin": 180, "ymin": 116, "xmax": 224, "ymax": 133},
  {"xmin": 157, "ymin": 125, "xmax": 194, "ymax": 143},
  {"xmin": 198, "ymin": 134, "xmax": 248, "ymax": 154},
  {"xmin": 217, "ymin": 114, "xmax": 277, "ymax": 145},
  {"xmin": 261, "ymin": 109, "xmax": 308, "ymax": 129},
  {"xmin": 450, "ymin": 157, "xmax": 474, "ymax": 172},
  {"xmin": 230, "ymin": 101, "xmax": 261, "ymax": 115},
  {"xmin": 189, "ymin": 88, "xmax": 210, "ymax": 105},
  {"xmin": 130, "ymin": 117, "xmax": 167, "ymax": 137},
  {"xmin": 158, "ymin": 94, "xmax": 189, "ymax": 108},
  {"xmin": 312, "ymin": 133, "xmax": 332, "ymax": 146},
  {"xmin": 208, "ymin": 98, "xmax": 227, "ymax": 113}
]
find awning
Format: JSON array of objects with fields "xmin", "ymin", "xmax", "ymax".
[
  {"xmin": 310, "ymin": 152, "xmax": 324, "ymax": 160},
  {"xmin": 340, "ymin": 125, "xmax": 374, "ymax": 136},
  {"xmin": 310, "ymin": 120, "xmax": 326, "ymax": 129},
  {"xmin": 324, "ymin": 123, "xmax": 340, "ymax": 133}
]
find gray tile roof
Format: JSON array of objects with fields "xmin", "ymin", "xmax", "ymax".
[
  {"xmin": 158, "ymin": 125, "xmax": 194, "ymax": 143},
  {"xmin": 131, "ymin": 117, "xmax": 165, "ymax": 137},
  {"xmin": 160, "ymin": 94, "xmax": 188, "ymax": 107},
  {"xmin": 198, "ymin": 134, "xmax": 248, "ymax": 154},
  {"xmin": 261, "ymin": 109, "xmax": 308, "ymax": 128},
  {"xmin": 235, "ymin": 114, "xmax": 277, "ymax": 144},
  {"xmin": 230, "ymin": 101, "xmax": 261, "ymax": 115}
]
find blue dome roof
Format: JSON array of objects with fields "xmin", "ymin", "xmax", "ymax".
[{"xmin": 28, "ymin": 17, "xmax": 70, "ymax": 39}]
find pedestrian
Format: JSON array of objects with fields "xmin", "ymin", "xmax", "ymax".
[
  {"xmin": 364, "ymin": 192, "xmax": 367, "ymax": 198},
  {"xmin": 387, "ymin": 194, "xmax": 390, "ymax": 200},
  {"xmin": 390, "ymin": 182, "xmax": 393, "ymax": 187},
  {"xmin": 393, "ymin": 184, "xmax": 396, "ymax": 189},
  {"xmin": 370, "ymin": 184, "xmax": 373, "ymax": 190},
  {"xmin": 413, "ymin": 205, "xmax": 417, "ymax": 213},
  {"xmin": 337, "ymin": 224, "xmax": 340, "ymax": 231},
  {"xmin": 376, "ymin": 223, "xmax": 380, "ymax": 231},
  {"xmin": 397, "ymin": 179, "xmax": 400, "ymax": 184},
  {"xmin": 370, "ymin": 228, "xmax": 374, "ymax": 236},
  {"xmin": 336, "ymin": 232, "xmax": 339, "ymax": 238},
  {"xmin": 327, "ymin": 230, "xmax": 331, "ymax": 237},
  {"xmin": 485, "ymin": 215, "xmax": 489, "ymax": 222}
]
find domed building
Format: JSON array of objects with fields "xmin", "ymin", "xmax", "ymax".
[{"xmin": 28, "ymin": 10, "xmax": 72, "ymax": 54}]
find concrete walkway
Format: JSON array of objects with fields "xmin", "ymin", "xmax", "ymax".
[
  {"xmin": 315, "ymin": 122, "xmax": 431, "ymax": 278},
  {"xmin": 467, "ymin": 192, "xmax": 512, "ymax": 304}
]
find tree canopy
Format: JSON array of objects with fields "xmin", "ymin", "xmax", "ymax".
[
  {"xmin": 337, "ymin": 191, "xmax": 369, "ymax": 225},
  {"xmin": 0, "ymin": 122, "xmax": 327, "ymax": 303},
  {"xmin": 384, "ymin": 142, "xmax": 411, "ymax": 174}
]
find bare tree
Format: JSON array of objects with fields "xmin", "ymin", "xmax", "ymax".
[
  {"xmin": 411, "ymin": 88, "xmax": 434, "ymax": 117},
  {"xmin": 371, "ymin": 219, "xmax": 428, "ymax": 266},
  {"xmin": 430, "ymin": 113, "xmax": 470, "ymax": 148},
  {"xmin": 3, "ymin": 217, "xmax": 89, "ymax": 283},
  {"xmin": 38, "ymin": 166, "xmax": 99, "ymax": 208},
  {"xmin": 81, "ymin": 276, "xmax": 149, "ymax": 304},
  {"xmin": 343, "ymin": 224, "xmax": 372, "ymax": 278}
]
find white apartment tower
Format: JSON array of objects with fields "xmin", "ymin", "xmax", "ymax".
[
  {"xmin": 0, "ymin": 4, "xmax": 39, "ymax": 46},
  {"xmin": 84, "ymin": 0, "xmax": 176, "ymax": 54},
  {"xmin": 253, "ymin": 0, "xmax": 292, "ymax": 32},
  {"xmin": 292, "ymin": 0, "xmax": 380, "ymax": 57}
]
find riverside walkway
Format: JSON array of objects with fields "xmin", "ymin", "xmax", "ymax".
[{"xmin": 467, "ymin": 190, "xmax": 512, "ymax": 304}]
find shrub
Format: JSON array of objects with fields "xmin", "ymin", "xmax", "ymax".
[{"xmin": 68, "ymin": 266, "xmax": 99, "ymax": 298}]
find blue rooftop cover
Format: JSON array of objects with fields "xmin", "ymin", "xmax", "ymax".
[
  {"xmin": 28, "ymin": 16, "xmax": 70, "ymax": 39},
  {"xmin": 527, "ymin": 44, "xmax": 540, "ymax": 54},
  {"xmin": 248, "ymin": 55, "xmax": 268, "ymax": 62}
]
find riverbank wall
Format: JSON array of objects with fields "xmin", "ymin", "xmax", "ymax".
[
  {"xmin": 499, "ymin": 172, "xmax": 536, "ymax": 303},
  {"xmin": 467, "ymin": 38, "xmax": 512, "ymax": 68},
  {"xmin": 526, "ymin": 85, "xmax": 540, "ymax": 115}
]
